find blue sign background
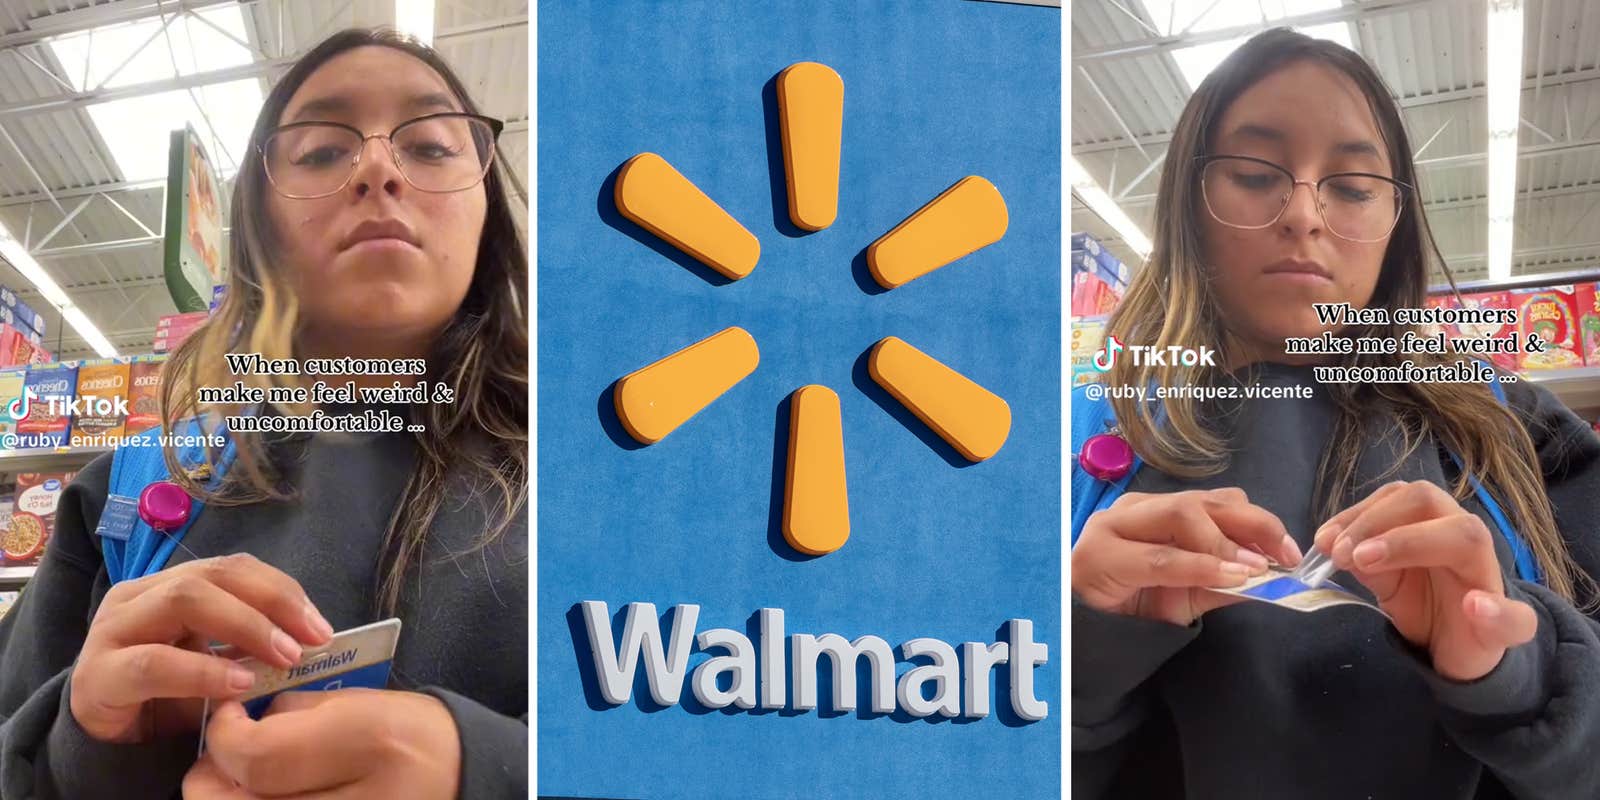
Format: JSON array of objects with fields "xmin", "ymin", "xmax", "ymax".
[{"xmin": 538, "ymin": 2, "xmax": 1061, "ymax": 797}]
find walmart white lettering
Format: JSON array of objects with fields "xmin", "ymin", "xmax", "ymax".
[{"xmin": 579, "ymin": 601, "xmax": 1048, "ymax": 722}]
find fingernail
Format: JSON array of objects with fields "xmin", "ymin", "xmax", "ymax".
[
  {"xmin": 272, "ymin": 629, "xmax": 302, "ymax": 664},
  {"xmin": 1332, "ymin": 535, "xmax": 1355, "ymax": 566},
  {"xmin": 1315, "ymin": 522, "xmax": 1341, "ymax": 550},
  {"xmin": 1353, "ymin": 540, "xmax": 1386, "ymax": 567},
  {"xmin": 1476, "ymin": 595, "xmax": 1500, "ymax": 618},
  {"xmin": 1281, "ymin": 534, "xmax": 1303, "ymax": 565},
  {"xmin": 228, "ymin": 667, "xmax": 256, "ymax": 691},
  {"xmin": 1221, "ymin": 562, "xmax": 1251, "ymax": 576},
  {"xmin": 306, "ymin": 604, "xmax": 334, "ymax": 641},
  {"xmin": 1236, "ymin": 548, "xmax": 1270, "ymax": 571}
]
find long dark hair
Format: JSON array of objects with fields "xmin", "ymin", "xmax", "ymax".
[
  {"xmin": 1105, "ymin": 27, "xmax": 1593, "ymax": 605},
  {"xmin": 161, "ymin": 28, "xmax": 528, "ymax": 616}
]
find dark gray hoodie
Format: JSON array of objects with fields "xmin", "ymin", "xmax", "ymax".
[
  {"xmin": 0, "ymin": 414, "xmax": 527, "ymax": 799},
  {"xmin": 1074, "ymin": 364, "xmax": 1600, "ymax": 799}
]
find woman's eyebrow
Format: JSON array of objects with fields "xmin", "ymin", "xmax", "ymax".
[
  {"xmin": 406, "ymin": 92, "xmax": 460, "ymax": 114},
  {"xmin": 286, "ymin": 91, "xmax": 458, "ymax": 124}
]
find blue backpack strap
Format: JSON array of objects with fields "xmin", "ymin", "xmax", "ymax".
[
  {"xmin": 1452, "ymin": 367, "xmax": 1542, "ymax": 584},
  {"xmin": 100, "ymin": 418, "xmax": 237, "ymax": 584},
  {"xmin": 1070, "ymin": 384, "xmax": 1144, "ymax": 546}
]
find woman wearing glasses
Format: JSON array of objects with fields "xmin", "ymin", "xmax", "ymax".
[
  {"xmin": 0, "ymin": 29, "xmax": 526, "ymax": 799},
  {"xmin": 1072, "ymin": 28, "xmax": 1600, "ymax": 799}
]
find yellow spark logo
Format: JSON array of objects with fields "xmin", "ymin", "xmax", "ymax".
[{"xmin": 610, "ymin": 62, "xmax": 1011, "ymax": 557}]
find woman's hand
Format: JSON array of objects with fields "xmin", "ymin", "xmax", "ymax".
[
  {"xmin": 182, "ymin": 690, "xmax": 461, "ymax": 799},
  {"xmin": 1314, "ymin": 480, "xmax": 1539, "ymax": 682},
  {"xmin": 1072, "ymin": 487, "xmax": 1303, "ymax": 626},
  {"xmin": 71, "ymin": 554, "xmax": 335, "ymax": 743}
]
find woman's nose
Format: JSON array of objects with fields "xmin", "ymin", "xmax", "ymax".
[
  {"xmin": 349, "ymin": 136, "xmax": 406, "ymax": 197},
  {"xmin": 1278, "ymin": 181, "xmax": 1324, "ymax": 236}
]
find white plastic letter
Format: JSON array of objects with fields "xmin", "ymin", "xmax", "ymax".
[{"xmin": 897, "ymin": 638, "xmax": 961, "ymax": 718}]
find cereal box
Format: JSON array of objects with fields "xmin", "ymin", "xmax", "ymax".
[
  {"xmin": 126, "ymin": 355, "xmax": 166, "ymax": 435},
  {"xmin": 7, "ymin": 473, "xmax": 70, "ymax": 566},
  {"xmin": 0, "ymin": 370, "xmax": 23, "ymax": 439},
  {"xmin": 0, "ymin": 324, "xmax": 35, "ymax": 369},
  {"xmin": 74, "ymin": 358, "xmax": 130, "ymax": 445},
  {"xmin": 1454, "ymin": 291, "xmax": 1520, "ymax": 372},
  {"xmin": 1071, "ymin": 320, "xmax": 1107, "ymax": 387},
  {"xmin": 1420, "ymin": 293, "xmax": 1458, "ymax": 341},
  {"xmin": 1511, "ymin": 285, "xmax": 1584, "ymax": 371},
  {"xmin": 1576, "ymin": 283, "xmax": 1600, "ymax": 367},
  {"xmin": 17, "ymin": 363, "xmax": 76, "ymax": 449}
]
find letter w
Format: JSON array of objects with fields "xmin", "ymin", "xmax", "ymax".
[{"xmin": 581, "ymin": 601, "xmax": 699, "ymax": 706}]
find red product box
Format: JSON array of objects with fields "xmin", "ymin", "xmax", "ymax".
[
  {"xmin": 0, "ymin": 325, "xmax": 35, "ymax": 369},
  {"xmin": 1576, "ymin": 283, "xmax": 1600, "ymax": 367},
  {"xmin": 1453, "ymin": 291, "xmax": 1519, "ymax": 372},
  {"xmin": 1510, "ymin": 285, "xmax": 1584, "ymax": 370},
  {"xmin": 1071, "ymin": 272, "xmax": 1122, "ymax": 318}
]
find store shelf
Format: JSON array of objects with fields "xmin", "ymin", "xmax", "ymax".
[
  {"xmin": 1523, "ymin": 367, "xmax": 1600, "ymax": 416},
  {"xmin": 0, "ymin": 444, "xmax": 113, "ymax": 473},
  {"xmin": 0, "ymin": 566, "xmax": 35, "ymax": 588}
]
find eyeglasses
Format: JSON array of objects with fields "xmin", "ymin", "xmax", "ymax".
[
  {"xmin": 261, "ymin": 112, "xmax": 503, "ymax": 199},
  {"xmin": 1195, "ymin": 155, "xmax": 1411, "ymax": 243}
]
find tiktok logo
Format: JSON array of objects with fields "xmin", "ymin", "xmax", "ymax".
[
  {"xmin": 7, "ymin": 388, "xmax": 33, "ymax": 422},
  {"xmin": 1093, "ymin": 335, "xmax": 1123, "ymax": 372}
]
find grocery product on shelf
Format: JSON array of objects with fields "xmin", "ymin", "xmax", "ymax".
[
  {"xmin": 0, "ymin": 286, "xmax": 45, "ymax": 338},
  {"xmin": 0, "ymin": 370, "xmax": 22, "ymax": 439},
  {"xmin": 1453, "ymin": 291, "xmax": 1520, "ymax": 372},
  {"xmin": 18, "ymin": 363, "xmax": 77, "ymax": 449},
  {"xmin": 0, "ymin": 324, "xmax": 37, "ymax": 369},
  {"xmin": 74, "ymin": 359, "xmax": 130, "ymax": 445},
  {"xmin": 1576, "ymin": 282, "xmax": 1600, "ymax": 366},
  {"xmin": 6, "ymin": 472, "xmax": 72, "ymax": 567},
  {"xmin": 1511, "ymin": 285, "xmax": 1584, "ymax": 370},
  {"xmin": 126, "ymin": 355, "xmax": 166, "ymax": 435},
  {"xmin": 1072, "ymin": 271, "xmax": 1122, "ymax": 318},
  {"xmin": 1071, "ymin": 320, "xmax": 1107, "ymax": 387},
  {"xmin": 153, "ymin": 312, "xmax": 209, "ymax": 354}
]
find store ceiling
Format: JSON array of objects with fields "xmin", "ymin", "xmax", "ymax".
[
  {"xmin": 1072, "ymin": 0, "xmax": 1600, "ymax": 288},
  {"xmin": 0, "ymin": 0, "xmax": 528, "ymax": 360}
]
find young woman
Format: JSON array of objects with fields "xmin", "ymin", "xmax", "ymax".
[
  {"xmin": 0, "ymin": 29, "xmax": 527, "ymax": 799},
  {"xmin": 1071, "ymin": 29, "xmax": 1600, "ymax": 799}
]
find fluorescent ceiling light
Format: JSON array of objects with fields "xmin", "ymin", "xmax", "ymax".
[
  {"xmin": 0, "ymin": 227, "xmax": 117, "ymax": 358},
  {"xmin": 1485, "ymin": 0, "xmax": 1525, "ymax": 281},
  {"xmin": 396, "ymin": 0, "xmax": 436, "ymax": 45},
  {"xmin": 1070, "ymin": 156, "xmax": 1153, "ymax": 258},
  {"xmin": 1139, "ymin": 0, "xmax": 1354, "ymax": 90},
  {"xmin": 47, "ymin": 7, "xmax": 262, "ymax": 182}
]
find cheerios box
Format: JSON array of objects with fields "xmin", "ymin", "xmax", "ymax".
[
  {"xmin": 74, "ymin": 358, "xmax": 130, "ymax": 445},
  {"xmin": 17, "ymin": 363, "xmax": 76, "ymax": 449},
  {"xmin": 1511, "ymin": 285, "xmax": 1585, "ymax": 371},
  {"xmin": 7, "ymin": 473, "xmax": 71, "ymax": 566},
  {"xmin": 126, "ymin": 355, "xmax": 166, "ymax": 435}
]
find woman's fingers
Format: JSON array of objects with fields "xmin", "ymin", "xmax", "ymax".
[
  {"xmin": 98, "ymin": 575, "xmax": 306, "ymax": 668},
  {"xmin": 1324, "ymin": 482, "xmax": 1460, "ymax": 565},
  {"xmin": 80, "ymin": 645, "xmax": 256, "ymax": 708},
  {"xmin": 1464, "ymin": 590, "xmax": 1538, "ymax": 650},
  {"xmin": 1345, "ymin": 514, "xmax": 1503, "ymax": 590},
  {"xmin": 1112, "ymin": 493, "xmax": 1291, "ymax": 569},
  {"xmin": 100, "ymin": 554, "xmax": 332, "ymax": 648},
  {"xmin": 1112, "ymin": 541, "xmax": 1254, "ymax": 589},
  {"xmin": 1314, "ymin": 480, "xmax": 1409, "ymax": 553}
]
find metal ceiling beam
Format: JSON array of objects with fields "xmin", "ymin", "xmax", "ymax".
[
  {"xmin": 0, "ymin": 17, "xmax": 528, "ymax": 121},
  {"xmin": 1074, "ymin": 0, "xmax": 1436, "ymax": 61},
  {"xmin": 1072, "ymin": 67, "xmax": 1600, "ymax": 156},
  {"xmin": 0, "ymin": 0, "xmax": 244, "ymax": 50}
]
